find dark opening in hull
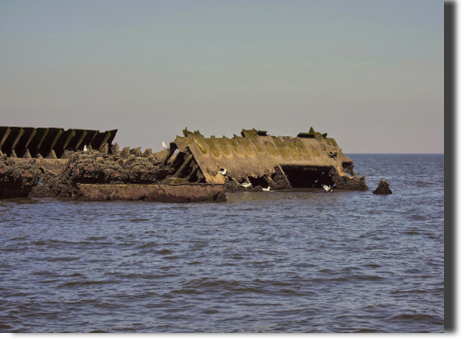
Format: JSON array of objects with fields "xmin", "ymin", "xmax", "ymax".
[{"xmin": 280, "ymin": 165, "xmax": 334, "ymax": 188}]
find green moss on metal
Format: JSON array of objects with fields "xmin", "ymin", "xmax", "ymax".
[
  {"xmin": 193, "ymin": 137, "xmax": 208, "ymax": 155},
  {"xmin": 326, "ymin": 138, "xmax": 338, "ymax": 147},
  {"xmin": 252, "ymin": 140, "xmax": 265, "ymax": 154},
  {"xmin": 229, "ymin": 137, "xmax": 243, "ymax": 156},
  {"xmin": 310, "ymin": 147, "xmax": 320, "ymax": 158},
  {"xmin": 272, "ymin": 137, "xmax": 291, "ymax": 160},
  {"xmin": 216, "ymin": 137, "xmax": 231, "ymax": 156},
  {"xmin": 265, "ymin": 141, "xmax": 280, "ymax": 157},
  {"xmin": 243, "ymin": 130, "xmax": 264, "ymax": 154},
  {"xmin": 171, "ymin": 178, "xmax": 187, "ymax": 184},
  {"xmin": 238, "ymin": 137, "xmax": 256, "ymax": 156},
  {"xmin": 174, "ymin": 136, "xmax": 189, "ymax": 148},
  {"xmin": 295, "ymin": 139, "xmax": 311, "ymax": 158},
  {"xmin": 205, "ymin": 138, "xmax": 221, "ymax": 157},
  {"xmin": 284, "ymin": 140, "xmax": 302, "ymax": 159}
]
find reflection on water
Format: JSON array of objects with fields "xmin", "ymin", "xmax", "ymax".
[{"xmin": 0, "ymin": 155, "xmax": 444, "ymax": 332}]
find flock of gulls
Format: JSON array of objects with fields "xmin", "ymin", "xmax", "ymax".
[
  {"xmin": 217, "ymin": 167, "xmax": 331, "ymax": 193},
  {"xmin": 240, "ymin": 181, "xmax": 271, "ymax": 191}
]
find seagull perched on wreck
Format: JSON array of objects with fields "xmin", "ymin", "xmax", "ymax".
[
  {"xmin": 162, "ymin": 141, "xmax": 167, "ymax": 149},
  {"xmin": 322, "ymin": 185, "xmax": 333, "ymax": 192},
  {"xmin": 83, "ymin": 145, "xmax": 87, "ymax": 152},
  {"xmin": 262, "ymin": 187, "xmax": 270, "ymax": 192},
  {"xmin": 241, "ymin": 182, "xmax": 252, "ymax": 189},
  {"xmin": 218, "ymin": 168, "xmax": 227, "ymax": 175}
]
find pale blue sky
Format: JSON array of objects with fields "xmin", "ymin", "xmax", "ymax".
[{"xmin": 0, "ymin": 0, "xmax": 444, "ymax": 153}]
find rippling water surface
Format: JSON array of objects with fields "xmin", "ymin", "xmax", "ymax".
[{"xmin": 0, "ymin": 154, "xmax": 444, "ymax": 332}]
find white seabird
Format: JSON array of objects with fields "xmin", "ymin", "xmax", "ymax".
[
  {"xmin": 262, "ymin": 187, "xmax": 270, "ymax": 192},
  {"xmin": 218, "ymin": 168, "xmax": 227, "ymax": 175},
  {"xmin": 162, "ymin": 141, "xmax": 167, "ymax": 149},
  {"xmin": 322, "ymin": 185, "xmax": 332, "ymax": 192},
  {"xmin": 241, "ymin": 182, "xmax": 252, "ymax": 189},
  {"xmin": 83, "ymin": 145, "xmax": 88, "ymax": 152}
]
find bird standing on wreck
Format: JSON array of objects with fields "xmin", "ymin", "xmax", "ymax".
[
  {"xmin": 218, "ymin": 168, "xmax": 227, "ymax": 175},
  {"xmin": 241, "ymin": 182, "xmax": 251, "ymax": 189},
  {"xmin": 322, "ymin": 185, "xmax": 333, "ymax": 192},
  {"xmin": 162, "ymin": 142, "xmax": 167, "ymax": 149},
  {"xmin": 263, "ymin": 187, "xmax": 270, "ymax": 192}
]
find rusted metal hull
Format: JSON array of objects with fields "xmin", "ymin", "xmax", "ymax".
[
  {"xmin": 78, "ymin": 184, "xmax": 226, "ymax": 202},
  {"xmin": 165, "ymin": 128, "xmax": 368, "ymax": 191}
]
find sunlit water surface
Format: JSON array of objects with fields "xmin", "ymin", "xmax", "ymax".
[{"xmin": 0, "ymin": 154, "xmax": 444, "ymax": 332}]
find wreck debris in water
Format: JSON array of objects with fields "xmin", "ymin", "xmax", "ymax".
[
  {"xmin": 0, "ymin": 126, "xmax": 117, "ymax": 159},
  {"xmin": 163, "ymin": 127, "xmax": 368, "ymax": 192},
  {"xmin": 1, "ymin": 125, "xmax": 369, "ymax": 201}
]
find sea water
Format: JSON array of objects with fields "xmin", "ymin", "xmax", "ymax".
[{"xmin": 0, "ymin": 154, "xmax": 444, "ymax": 332}]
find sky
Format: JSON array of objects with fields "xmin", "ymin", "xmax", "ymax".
[{"xmin": 0, "ymin": 0, "xmax": 444, "ymax": 153}]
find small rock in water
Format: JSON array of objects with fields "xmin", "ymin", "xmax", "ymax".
[{"xmin": 373, "ymin": 179, "xmax": 392, "ymax": 194}]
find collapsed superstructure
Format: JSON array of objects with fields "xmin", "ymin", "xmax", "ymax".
[{"xmin": 1, "ymin": 126, "xmax": 368, "ymax": 201}]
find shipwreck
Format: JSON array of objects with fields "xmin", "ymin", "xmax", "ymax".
[
  {"xmin": 0, "ymin": 126, "xmax": 368, "ymax": 201},
  {"xmin": 162, "ymin": 127, "xmax": 368, "ymax": 191}
]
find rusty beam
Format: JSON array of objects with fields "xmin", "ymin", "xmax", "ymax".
[
  {"xmin": 0, "ymin": 127, "xmax": 21, "ymax": 156},
  {"xmin": 174, "ymin": 154, "xmax": 194, "ymax": 178},
  {"xmin": 38, "ymin": 128, "xmax": 63, "ymax": 157},
  {"xmin": 70, "ymin": 130, "xmax": 87, "ymax": 150},
  {"xmin": 13, "ymin": 127, "xmax": 36, "ymax": 158},
  {"xmin": 78, "ymin": 130, "xmax": 98, "ymax": 150},
  {"xmin": 62, "ymin": 130, "xmax": 76, "ymax": 148},
  {"xmin": 91, "ymin": 131, "xmax": 110, "ymax": 151},
  {"xmin": 0, "ymin": 127, "xmax": 11, "ymax": 151},
  {"xmin": 54, "ymin": 129, "xmax": 76, "ymax": 158},
  {"xmin": 27, "ymin": 128, "xmax": 49, "ymax": 157}
]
